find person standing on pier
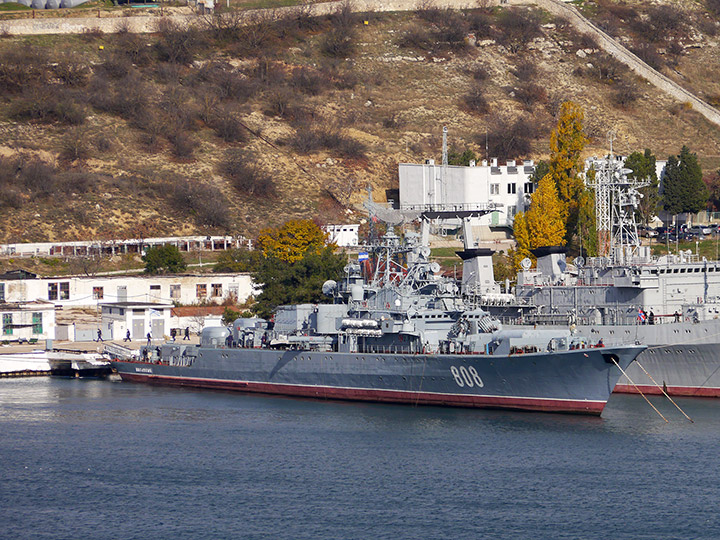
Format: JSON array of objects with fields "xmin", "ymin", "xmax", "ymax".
[
  {"xmin": 124, "ymin": 330, "xmax": 131, "ymax": 342},
  {"xmin": 96, "ymin": 329, "xmax": 103, "ymax": 342},
  {"xmin": 147, "ymin": 332, "xmax": 152, "ymax": 347}
]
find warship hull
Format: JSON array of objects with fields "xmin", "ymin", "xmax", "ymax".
[
  {"xmin": 500, "ymin": 320, "xmax": 720, "ymax": 397},
  {"xmin": 614, "ymin": 343, "xmax": 720, "ymax": 397},
  {"xmin": 111, "ymin": 345, "xmax": 644, "ymax": 415}
]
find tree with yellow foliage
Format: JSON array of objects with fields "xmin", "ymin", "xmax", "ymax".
[
  {"xmin": 548, "ymin": 102, "xmax": 588, "ymax": 239},
  {"xmin": 257, "ymin": 219, "xmax": 331, "ymax": 263},
  {"xmin": 512, "ymin": 173, "xmax": 567, "ymax": 269},
  {"xmin": 526, "ymin": 173, "xmax": 567, "ymax": 247},
  {"xmin": 547, "ymin": 101, "xmax": 597, "ymax": 251},
  {"xmin": 512, "ymin": 211, "xmax": 532, "ymax": 271}
]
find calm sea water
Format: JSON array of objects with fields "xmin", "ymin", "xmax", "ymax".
[{"xmin": 1, "ymin": 377, "xmax": 718, "ymax": 540}]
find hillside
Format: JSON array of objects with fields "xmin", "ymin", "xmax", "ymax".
[{"xmin": 1, "ymin": 0, "xmax": 719, "ymax": 245}]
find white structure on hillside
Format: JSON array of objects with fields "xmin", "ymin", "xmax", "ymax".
[
  {"xmin": 0, "ymin": 272, "xmax": 254, "ymax": 309},
  {"xmin": 0, "ymin": 235, "xmax": 248, "ymax": 258},
  {"xmin": 0, "ymin": 301, "xmax": 56, "ymax": 343},
  {"xmin": 399, "ymin": 158, "xmax": 536, "ymax": 230},
  {"xmin": 323, "ymin": 224, "xmax": 360, "ymax": 247}
]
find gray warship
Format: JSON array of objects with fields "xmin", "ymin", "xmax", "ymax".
[
  {"xmin": 467, "ymin": 154, "xmax": 720, "ymax": 397},
  {"xmin": 110, "ymin": 216, "xmax": 644, "ymax": 415}
]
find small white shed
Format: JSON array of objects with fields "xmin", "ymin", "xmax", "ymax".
[{"xmin": 100, "ymin": 301, "xmax": 173, "ymax": 341}]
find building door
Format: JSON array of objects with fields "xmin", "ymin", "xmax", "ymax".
[
  {"xmin": 132, "ymin": 319, "xmax": 144, "ymax": 340},
  {"xmin": 151, "ymin": 319, "xmax": 165, "ymax": 340},
  {"xmin": 117, "ymin": 286, "xmax": 127, "ymax": 302}
]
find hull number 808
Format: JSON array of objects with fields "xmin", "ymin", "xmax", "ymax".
[{"xmin": 450, "ymin": 365, "xmax": 484, "ymax": 388}]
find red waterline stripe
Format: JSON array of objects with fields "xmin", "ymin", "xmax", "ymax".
[
  {"xmin": 118, "ymin": 372, "xmax": 606, "ymax": 415},
  {"xmin": 614, "ymin": 384, "xmax": 720, "ymax": 398}
]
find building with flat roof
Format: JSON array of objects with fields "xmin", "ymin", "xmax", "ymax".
[
  {"xmin": 0, "ymin": 300, "xmax": 56, "ymax": 343},
  {"xmin": 0, "ymin": 272, "xmax": 254, "ymax": 309},
  {"xmin": 399, "ymin": 158, "xmax": 536, "ymax": 234},
  {"xmin": 323, "ymin": 224, "xmax": 360, "ymax": 247},
  {"xmin": 100, "ymin": 301, "xmax": 173, "ymax": 341}
]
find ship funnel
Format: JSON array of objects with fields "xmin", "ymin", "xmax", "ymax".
[
  {"xmin": 456, "ymin": 248, "xmax": 499, "ymax": 296},
  {"xmin": 532, "ymin": 246, "xmax": 567, "ymax": 280}
]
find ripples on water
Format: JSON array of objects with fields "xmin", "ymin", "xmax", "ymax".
[{"xmin": 1, "ymin": 378, "xmax": 718, "ymax": 540}]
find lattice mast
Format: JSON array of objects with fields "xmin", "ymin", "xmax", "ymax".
[{"xmin": 586, "ymin": 136, "xmax": 649, "ymax": 263}]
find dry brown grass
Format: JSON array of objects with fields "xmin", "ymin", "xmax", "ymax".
[{"xmin": 0, "ymin": 6, "xmax": 719, "ymax": 244}]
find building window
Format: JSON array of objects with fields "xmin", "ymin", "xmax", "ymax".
[
  {"xmin": 2, "ymin": 313, "xmax": 12, "ymax": 335},
  {"xmin": 508, "ymin": 205, "xmax": 517, "ymax": 217},
  {"xmin": 211, "ymin": 284, "xmax": 223, "ymax": 297},
  {"xmin": 490, "ymin": 184, "xmax": 500, "ymax": 195},
  {"xmin": 60, "ymin": 282, "xmax": 70, "ymax": 300},
  {"xmin": 150, "ymin": 285, "xmax": 161, "ymax": 291},
  {"xmin": 170, "ymin": 284, "xmax": 181, "ymax": 299},
  {"xmin": 524, "ymin": 182, "xmax": 535, "ymax": 194},
  {"xmin": 196, "ymin": 284, "xmax": 207, "ymax": 298},
  {"xmin": 507, "ymin": 183, "xmax": 516, "ymax": 194},
  {"xmin": 48, "ymin": 283, "xmax": 58, "ymax": 301},
  {"xmin": 0, "ymin": 283, "xmax": 4, "ymax": 302},
  {"xmin": 93, "ymin": 287, "xmax": 104, "ymax": 300},
  {"xmin": 32, "ymin": 312, "xmax": 42, "ymax": 334}
]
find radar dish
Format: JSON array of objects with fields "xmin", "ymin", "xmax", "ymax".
[
  {"xmin": 343, "ymin": 264, "xmax": 351, "ymax": 274},
  {"xmin": 322, "ymin": 280, "xmax": 337, "ymax": 296},
  {"xmin": 575, "ymin": 256, "xmax": 585, "ymax": 268},
  {"xmin": 620, "ymin": 168, "xmax": 633, "ymax": 175},
  {"xmin": 521, "ymin": 258, "xmax": 532, "ymax": 270},
  {"xmin": 421, "ymin": 246, "xmax": 431, "ymax": 258},
  {"xmin": 430, "ymin": 262, "xmax": 441, "ymax": 273}
]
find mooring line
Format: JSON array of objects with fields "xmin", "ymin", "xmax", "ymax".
[
  {"xmin": 635, "ymin": 361, "xmax": 694, "ymax": 423},
  {"xmin": 612, "ymin": 358, "xmax": 668, "ymax": 423}
]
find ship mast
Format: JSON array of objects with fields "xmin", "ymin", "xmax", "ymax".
[{"xmin": 586, "ymin": 135, "xmax": 649, "ymax": 264}]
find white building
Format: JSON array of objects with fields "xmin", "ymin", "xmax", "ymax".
[
  {"xmin": 323, "ymin": 224, "xmax": 360, "ymax": 247},
  {"xmin": 0, "ymin": 235, "xmax": 247, "ymax": 258},
  {"xmin": 0, "ymin": 272, "xmax": 254, "ymax": 309},
  {"xmin": 0, "ymin": 300, "xmax": 56, "ymax": 343},
  {"xmin": 399, "ymin": 158, "xmax": 536, "ymax": 231},
  {"xmin": 100, "ymin": 302, "xmax": 173, "ymax": 341}
]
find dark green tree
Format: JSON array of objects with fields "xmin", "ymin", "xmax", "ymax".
[
  {"xmin": 251, "ymin": 246, "xmax": 347, "ymax": 319},
  {"xmin": 625, "ymin": 149, "xmax": 659, "ymax": 225},
  {"xmin": 704, "ymin": 169, "xmax": 720, "ymax": 211},
  {"xmin": 530, "ymin": 160, "xmax": 549, "ymax": 184},
  {"xmin": 447, "ymin": 148, "xmax": 477, "ymax": 166},
  {"xmin": 213, "ymin": 248, "xmax": 262, "ymax": 273},
  {"xmin": 143, "ymin": 245, "xmax": 187, "ymax": 275},
  {"xmin": 222, "ymin": 306, "xmax": 242, "ymax": 325},
  {"xmin": 662, "ymin": 145, "xmax": 708, "ymax": 217}
]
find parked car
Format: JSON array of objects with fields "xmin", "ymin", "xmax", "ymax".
[
  {"xmin": 638, "ymin": 226, "xmax": 658, "ymax": 238},
  {"xmin": 689, "ymin": 225, "xmax": 712, "ymax": 235}
]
